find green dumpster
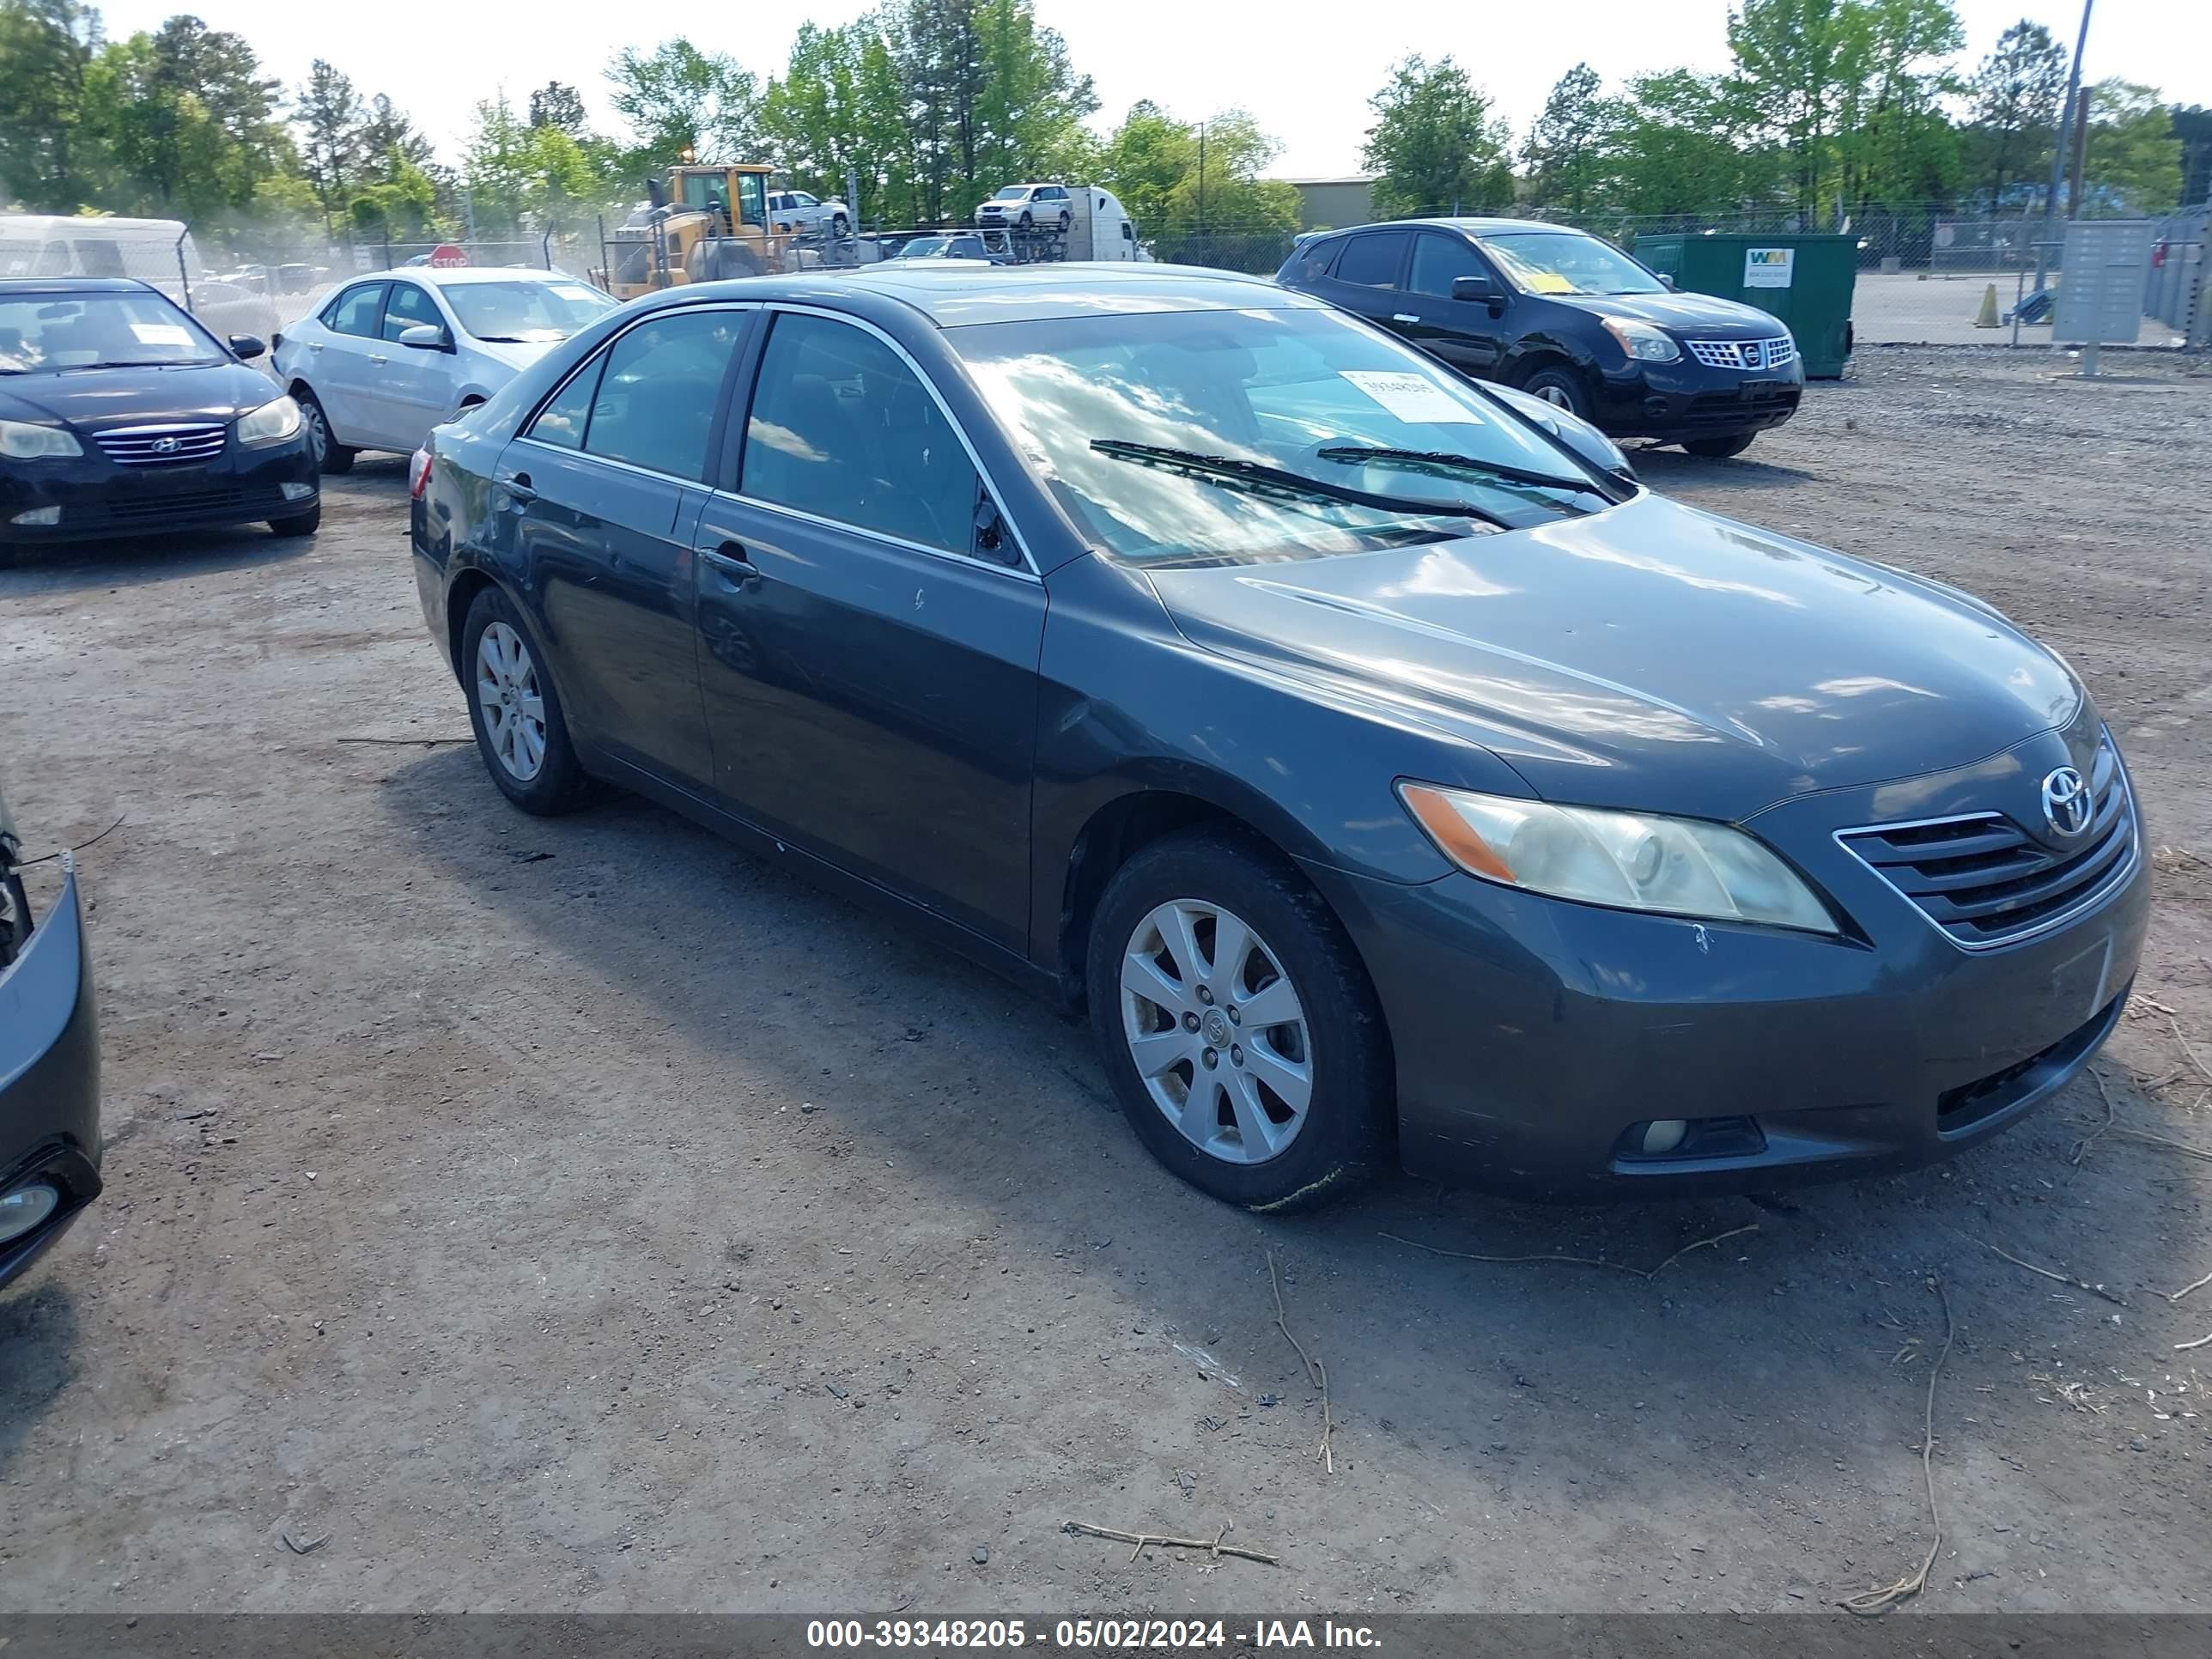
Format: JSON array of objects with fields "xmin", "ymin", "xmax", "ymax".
[{"xmin": 1632, "ymin": 233, "xmax": 1857, "ymax": 379}]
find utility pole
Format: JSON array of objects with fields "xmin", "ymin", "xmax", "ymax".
[
  {"xmin": 2065, "ymin": 85, "xmax": 2092, "ymax": 218},
  {"xmin": 1196, "ymin": 122, "xmax": 1207, "ymax": 241},
  {"xmin": 2034, "ymin": 0, "xmax": 2094, "ymax": 293}
]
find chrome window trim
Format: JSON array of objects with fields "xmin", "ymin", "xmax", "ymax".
[
  {"xmin": 710, "ymin": 489, "xmax": 1042, "ymax": 586},
  {"xmin": 515, "ymin": 300, "xmax": 763, "ymax": 481},
  {"xmin": 731, "ymin": 301, "xmax": 1036, "ymax": 578},
  {"xmin": 1831, "ymin": 760, "xmax": 2138, "ymax": 955}
]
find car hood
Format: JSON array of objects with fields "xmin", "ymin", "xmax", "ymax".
[
  {"xmin": 1542, "ymin": 289, "xmax": 1785, "ymax": 337},
  {"xmin": 0, "ymin": 362, "xmax": 276, "ymax": 433},
  {"xmin": 1144, "ymin": 492, "xmax": 2081, "ymax": 821}
]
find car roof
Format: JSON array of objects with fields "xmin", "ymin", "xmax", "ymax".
[
  {"xmin": 390, "ymin": 266, "xmax": 587, "ymax": 287},
  {"xmin": 1322, "ymin": 216, "xmax": 1591, "ymax": 239},
  {"xmin": 679, "ymin": 262, "xmax": 1325, "ymax": 328},
  {"xmin": 0, "ymin": 276, "xmax": 160, "ymax": 295}
]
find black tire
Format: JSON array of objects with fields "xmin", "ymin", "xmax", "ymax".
[
  {"xmin": 1058, "ymin": 210, "xmax": 1072, "ymax": 234},
  {"xmin": 1085, "ymin": 830, "xmax": 1392, "ymax": 1212},
  {"xmin": 1017, "ymin": 210, "xmax": 1033, "ymax": 231},
  {"xmin": 459, "ymin": 585, "xmax": 593, "ymax": 817},
  {"xmin": 268, "ymin": 505, "xmax": 320, "ymax": 537},
  {"xmin": 831, "ymin": 214, "xmax": 850, "ymax": 239},
  {"xmin": 1518, "ymin": 366, "xmax": 1593, "ymax": 422},
  {"xmin": 297, "ymin": 389, "xmax": 355, "ymax": 473},
  {"xmin": 1682, "ymin": 432, "xmax": 1758, "ymax": 459}
]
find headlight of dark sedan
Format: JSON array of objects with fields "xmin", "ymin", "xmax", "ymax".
[
  {"xmin": 0, "ymin": 419, "xmax": 83, "ymax": 459},
  {"xmin": 1400, "ymin": 782, "xmax": 1838, "ymax": 933},
  {"xmin": 235, "ymin": 395, "xmax": 304, "ymax": 447}
]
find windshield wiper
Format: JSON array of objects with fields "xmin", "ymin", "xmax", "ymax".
[
  {"xmin": 1088, "ymin": 441, "xmax": 1510, "ymax": 529},
  {"xmin": 55, "ymin": 359, "xmax": 218, "ymax": 371},
  {"xmin": 1316, "ymin": 445, "xmax": 1616, "ymax": 500}
]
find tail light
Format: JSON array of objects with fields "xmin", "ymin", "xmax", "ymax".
[{"xmin": 408, "ymin": 445, "xmax": 434, "ymax": 501}]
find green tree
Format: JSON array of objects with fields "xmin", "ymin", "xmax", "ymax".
[
  {"xmin": 1167, "ymin": 111, "xmax": 1294, "ymax": 228},
  {"xmin": 1726, "ymin": 0, "xmax": 1874, "ymax": 214},
  {"xmin": 1097, "ymin": 100, "xmax": 1195, "ymax": 228},
  {"xmin": 1521, "ymin": 63, "xmax": 1606, "ymax": 218},
  {"xmin": 1965, "ymin": 19, "xmax": 2068, "ymax": 207},
  {"xmin": 1836, "ymin": 0, "xmax": 1963, "ymax": 209},
  {"xmin": 1361, "ymin": 54, "xmax": 1514, "ymax": 217},
  {"xmin": 528, "ymin": 80, "xmax": 589, "ymax": 137},
  {"xmin": 0, "ymin": 0, "xmax": 102, "ymax": 210},
  {"xmin": 1595, "ymin": 69, "xmax": 1781, "ymax": 217},
  {"xmin": 2082, "ymin": 79, "xmax": 2183, "ymax": 212},
  {"xmin": 605, "ymin": 38, "xmax": 758, "ymax": 176},
  {"xmin": 294, "ymin": 58, "xmax": 368, "ymax": 232},
  {"xmin": 967, "ymin": 0, "xmax": 1097, "ymax": 196}
]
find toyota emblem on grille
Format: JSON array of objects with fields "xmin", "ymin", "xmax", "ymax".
[
  {"xmin": 2041, "ymin": 766, "xmax": 2092, "ymax": 839},
  {"xmin": 150, "ymin": 436, "xmax": 180, "ymax": 454}
]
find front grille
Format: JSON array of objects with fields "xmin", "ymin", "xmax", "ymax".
[
  {"xmin": 87, "ymin": 487, "xmax": 286, "ymax": 525},
  {"xmin": 1682, "ymin": 388, "xmax": 1801, "ymax": 428},
  {"xmin": 94, "ymin": 422, "xmax": 228, "ymax": 466},
  {"xmin": 1685, "ymin": 336, "xmax": 1798, "ymax": 372},
  {"xmin": 1838, "ymin": 736, "xmax": 2136, "ymax": 949}
]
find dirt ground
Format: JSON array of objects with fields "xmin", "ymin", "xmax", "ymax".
[{"xmin": 3, "ymin": 347, "xmax": 2209, "ymax": 1616}]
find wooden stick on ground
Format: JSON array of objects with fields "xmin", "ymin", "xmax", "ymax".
[
  {"xmin": 1978, "ymin": 1239, "xmax": 2129, "ymax": 1308},
  {"xmin": 1267, "ymin": 1249, "xmax": 1334, "ymax": 1475},
  {"xmin": 1841, "ymin": 1275, "xmax": 1954, "ymax": 1616},
  {"xmin": 2165, "ymin": 1270, "xmax": 2212, "ymax": 1303},
  {"xmin": 1061, "ymin": 1521, "xmax": 1279, "ymax": 1567},
  {"xmin": 1382, "ymin": 1221, "xmax": 1759, "ymax": 1281}
]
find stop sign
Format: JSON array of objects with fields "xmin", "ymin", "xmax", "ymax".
[{"xmin": 428, "ymin": 243, "xmax": 468, "ymax": 268}]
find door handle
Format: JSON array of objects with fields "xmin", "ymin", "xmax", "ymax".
[
  {"xmin": 499, "ymin": 471, "xmax": 536, "ymax": 504},
  {"xmin": 368, "ymin": 353, "xmax": 388, "ymax": 366},
  {"xmin": 701, "ymin": 544, "xmax": 761, "ymax": 586},
  {"xmin": 307, "ymin": 341, "xmax": 324, "ymax": 352},
  {"xmin": 1391, "ymin": 313, "xmax": 1421, "ymax": 325}
]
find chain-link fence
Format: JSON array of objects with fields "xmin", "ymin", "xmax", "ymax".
[{"xmin": 1133, "ymin": 201, "xmax": 2203, "ymax": 353}]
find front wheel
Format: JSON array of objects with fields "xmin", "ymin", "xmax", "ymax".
[
  {"xmin": 1518, "ymin": 367, "xmax": 1593, "ymax": 421},
  {"xmin": 268, "ymin": 505, "xmax": 319, "ymax": 537},
  {"xmin": 1086, "ymin": 831, "xmax": 1391, "ymax": 1211},
  {"xmin": 1682, "ymin": 433, "xmax": 1758, "ymax": 459},
  {"xmin": 460, "ymin": 586, "xmax": 592, "ymax": 816}
]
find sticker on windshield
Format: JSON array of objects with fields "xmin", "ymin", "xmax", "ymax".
[
  {"xmin": 129, "ymin": 322, "xmax": 192, "ymax": 347},
  {"xmin": 1340, "ymin": 370, "xmax": 1485, "ymax": 425}
]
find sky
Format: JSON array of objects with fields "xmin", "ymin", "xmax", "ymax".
[{"xmin": 100, "ymin": 0, "xmax": 2212, "ymax": 179}]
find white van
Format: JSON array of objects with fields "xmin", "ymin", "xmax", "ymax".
[{"xmin": 0, "ymin": 215, "xmax": 205, "ymax": 291}]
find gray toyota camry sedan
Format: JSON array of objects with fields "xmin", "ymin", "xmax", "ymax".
[{"xmin": 408, "ymin": 264, "xmax": 2146, "ymax": 1210}]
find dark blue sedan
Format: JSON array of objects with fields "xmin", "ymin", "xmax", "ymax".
[{"xmin": 407, "ymin": 264, "xmax": 2145, "ymax": 1209}]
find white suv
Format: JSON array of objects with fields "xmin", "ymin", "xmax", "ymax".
[
  {"xmin": 975, "ymin": 184, "xmax": 1073, "ymax": 232},
  {"xmin": 767, "ymin": 191, "xmax": 851, "ymax": 238}
]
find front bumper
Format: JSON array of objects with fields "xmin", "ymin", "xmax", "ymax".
[
  {"xmin": 1588, "ymin": 356, "xmax": 1805, "ymax": 443},
  {"xmin": 1318, "ymin": 731, "xmax": 2150, "ymax": 1200},
  {"xmin": 2, "ymin": 434, "xmax": 318, "ymax": 545},
  {"xmin": 0, "ymin": 860, "xmax": 103, "ymax": 1287}
]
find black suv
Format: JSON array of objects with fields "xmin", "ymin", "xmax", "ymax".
[{"xmin": 1278, "ymin": 218, "xmax": 1803, "ymax": 458}]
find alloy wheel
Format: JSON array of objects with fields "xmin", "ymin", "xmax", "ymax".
[
  {"xmin": 302, "ymin": 399, "xmax": 330, "ymax": 465},
  {"xmin": 1119, "ymin": 898, "xmax": 1313, "ymax": 1164},
  {"xmin": 475, "ymin": 622, "xmax": 548, "ymax": 781},
  {"xmin": 1533, "ymin": 383, "xmax": 1576, "ymax": 409}
]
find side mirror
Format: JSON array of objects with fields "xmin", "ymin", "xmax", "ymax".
[
  {"xmin": 399, "ymin": 323, "xmax": 453, "ymax": 352},
  {"xmin": 228, "ymin": 333, "xmax": 266, "ymax": 361},
  {"xmin": 1450, "ymin": 274, "xmax": 1503, "ymax": 306},
  {"xmin": 1485, "ymin": 382, "xmax": 1637, "ymax": 483},
  {"xmin": 1658, "ymin": 272, "xmax": 1678, "ymax": 291}
]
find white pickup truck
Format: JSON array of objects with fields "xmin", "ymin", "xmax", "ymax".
[{"xmin": 766, "ymin": 190, "xmax": 852, "ymax": 238}]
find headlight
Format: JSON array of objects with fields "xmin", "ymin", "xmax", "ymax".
[
  {"xmin": 1399, "ymin": 782, "xmax": 1837, "ymax": 933},
  {"xmin": 1601, "ymin": 318, "xmax": 1682, "ymax": 364},
  {"xmin": 235, "ymin": 395, "xmax": 304, "ymax": 447},
  {"xmin": 0, "ymin": 419, "xmax": 83, "ymax": 459}
]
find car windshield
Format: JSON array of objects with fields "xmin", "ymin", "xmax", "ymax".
[
  {"xmin": 993, "ymin": 187, "xmax": 1030, "ymax": 201},
  {"xmin": 896, "ymin": 238, "xmax": 950, "ymax": 258},
  {"xmin": 442, "ymin": 280, "xmax": 617, "ymax": 343},
  {"xmin": 952, "ymin": 305, "xmax": 1607, "ymax": 565},
  {"xmin": 1480, "ymin": 231, "xmax": 1667, "ymax": 296},
  {"xmin": 0, "ymin": 290, "xmax": 224, "ymax": 372}
]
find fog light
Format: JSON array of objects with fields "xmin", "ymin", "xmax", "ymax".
[
  {"xmin": 1639, "ymin": 1119, "xmax": 1689, "ymax": 1156},
  {"xmin": 280, "ymin": 481, "xmax": 315, "ymax": 501},
  {"xmin": 0, "ymin": 1182, "xmax": 60, "ymax": 1243},
  {"xmin": 9, "ymin": 505, "xmax": 61, "ymax": 526}
]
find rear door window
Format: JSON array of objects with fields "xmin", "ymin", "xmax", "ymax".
[
  {"xmin": 526, "ymin": 357, "xmax": 605, "ymax": 451},
  {"xmin": 580, "ymin": 309, "xmax": 748, "ymax": 481},
  {"xmin": 1333, "ymin": 231, "xmax": 1407, "ymax": 289}
]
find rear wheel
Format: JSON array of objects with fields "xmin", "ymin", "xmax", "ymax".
[
  {"xmin": 1682, "ymin": 432, "xmax": 1758, "ymax": 459},
  {"xmin": 1519, "ymin": 366, "xmax": 1593, "ymax": 421},
  {"xmin": 298, "ymin": 389, "xmax": 354, "ymax": 474},
  {"xmin": 460, "ymin": 586, "xmax": 592, "ymax": 816},
  {"xmin": 1086, "ymin": 831, "xmax": 1390, "ymax": 1211},
  {"xmin": 831, "ymin": 214, "xmax": 850, "ymax": 239}
]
